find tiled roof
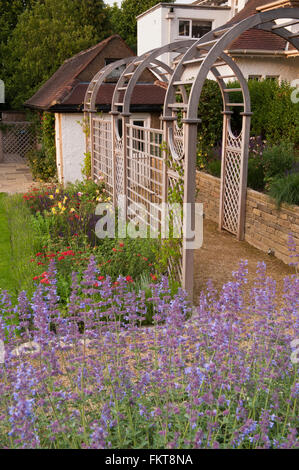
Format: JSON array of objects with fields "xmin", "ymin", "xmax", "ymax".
[
  {"xmin": 62, "ymin": 83, "xmax": 166, "ymax": 109},
  {"xmin": 227, "ymin": 0, "xmax": 287, "ymax": 51},
  {"xmin": 25, "ymin": 35, "xmax": 135, "ymax": 110}
]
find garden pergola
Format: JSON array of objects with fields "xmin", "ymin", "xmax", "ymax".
[{"xmin": 84, "ymin": 7, "xmax": 299, "ymax": 298}]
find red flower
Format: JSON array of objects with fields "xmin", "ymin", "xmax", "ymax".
[
  {"xmin": 58, "ymin": 256, "xmax": 65, "ymax": 261},
  {"xmin": 126, "ymin": 275, "xmax": 133, "ymax": 283},
  {"xmin": 150, "ymin": 274, "xmax": 158, "ymax": 282},
  {"xmin": 119, "ymin": 243, "xmax": 124, "ymax": 248},
  {"xmin": 98, "ymin": 276, "xmax": 105, "ymax": 281},
  {"xmin": 114, "ymin": 281, "xmax": 120, "ymax": 286},
  {"xmin": 93, "ymin": 282, "xmax": 99, "ymax": 288},
  {"xmin": 112, "ymin": 248, "xmax": 117, "ymax": 252},
  {"xmin": 40, "ymin": 279, "xmax": 50, "ymax": 285},
  {"xmin": 33, "ymin": 276, "xmax": 40, "ymax": 281}
]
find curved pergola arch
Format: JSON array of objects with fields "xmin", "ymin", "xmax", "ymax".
[
  {"xmin": 85, "ymin": 7, "xmax": 299, "ymax": 299},
  {"xmin": 162, "ymin": 7, "xmax": 299, "ymax": 295},
  {"xmin": 165, "ymin": 7, "xmax": 299, "ymax": 120}
]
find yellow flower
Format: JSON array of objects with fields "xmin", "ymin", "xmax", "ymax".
[
  {"xmin": 56, "ymin": 189, "xmax": 60, "ymax": 194},
  {"xmin": 63, "ymin": 196, "xmax": 67, "ymax": 204},
  {"xmin": 52, "ymin": 207, "xmax": 56, "ymax": 215},
  {"xmin": 60, "ymin": 207, "xmax": 66, "ymax": 213},
  {"xmin": 70, "ymin": 208, "xmax": 75, "ymax": 213},
  {"xmin": 49, "ymin": 195, "xmax": 54, "ymax": 200},
  {"xmin": 58, "ymin": 202, "xmax": 62, "ymax": 209}
]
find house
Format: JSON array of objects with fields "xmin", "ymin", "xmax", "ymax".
[
  {"xmin": 137, "ymin": 1, "xmax": 233, "ymax": 65},
  {"xmin": 25, "ymin": 35, "xmax": 166, "ymax": 184},
  {"xmin": 137, "ymin": 0, "xmax": 299, "ymax": 83},
  {"xmin": 226, "ymin": 0, "xmax": 299, "ymax": 82}
]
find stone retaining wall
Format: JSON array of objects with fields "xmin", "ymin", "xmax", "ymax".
[{"xmin": 196, "ymin": 171, "xmax": 299, "ymax": 265}]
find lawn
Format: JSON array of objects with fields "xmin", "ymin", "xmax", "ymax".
[{"xmin": 0, "ymin": 193, "xmax": 15, "ymax": 293}]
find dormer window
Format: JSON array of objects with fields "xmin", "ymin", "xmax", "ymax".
[{"xmin": 178, "ymin": 19, "xmax": 212, "ymax": 39}]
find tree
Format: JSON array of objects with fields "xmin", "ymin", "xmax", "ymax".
[
  {"xmin": 0, "ymin": 0, "xmax": 36, "ymax": 47},
  {"xmin": 3, "ymin": 0, "xmax": 113, "ymax": 108},
  {"xmin": 111, "ymin": 0, "xmax": 174, "ymax": 51}
]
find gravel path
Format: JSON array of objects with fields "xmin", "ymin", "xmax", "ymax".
[{"xmin": 193, "ymin": 219, "xmax": 294, "ymax": 303}]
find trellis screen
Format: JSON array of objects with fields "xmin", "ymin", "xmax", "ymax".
[{"xmin": 1, "ymin": 122, "xmax": 36, "ymax": 161}]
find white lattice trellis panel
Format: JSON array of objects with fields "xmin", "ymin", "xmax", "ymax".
[
  {"xmin": 222, "ymin": 146, "xmax": 241, "ymax": 235},
  {"xmin": 115, "ymin": 137, "xmax": 124, "ymax": 200},
  {"xmin": 92, "ymin": 117, "xmax": 113, "ymax": 198},
  {"xmin": 126, "ymin": 124, "xmax": 163, "ymax": 231},
  {"xmin": 2, "ymin": 122, "xmax": 36, "ymax": 160},
  {"xmin": 173, "ymin": 122, "xmax": 184, "ymax": 160}
]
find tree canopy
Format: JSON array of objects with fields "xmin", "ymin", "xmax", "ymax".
[
  {"xmin": 1, "ymin": 0, "xmax": 174, "ymax": 108},
  {"xmin": 2, "ymin": 0, "xmax": 113, "ymax": 108}
]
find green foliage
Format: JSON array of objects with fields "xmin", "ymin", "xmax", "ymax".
[
  {"xmin": 268, "ymin": 172, "xmax": 299, "ymax": 207},
  {"xmin": 153, "ymin": 143, "xmax": 183, "ymax": 285},
  {"xmin": 27, "ymin": 112, "xmax": 56, "ymax": 181},
  {"xmin": 197, "ymin": 79, "xmax": 223, "ymax": 149},
  {"xmin": 3, "ymin": 0, "xmax": 111, "ymax": 108},
  {"xmin": 262, "ymin": 141, "xmax": 295, "ymax": 180},
  {"xmin": 96, "ymin": 237, "xmax": 158, "ymax": 281},
  {"xmin": 207, "ymin": 159, "xmax": 221, "ymax": 178},
  {"xmin": 248, "ymin": 79, "xmax": 299, "ymax": 145},
  {"xmin": 247, "ymin": 158, "xmax": 265, "ymax": 192},
  {"xmin": 82, "ymin": 152, "xmax": 91, "ymax": 179},
  {"xmin": 0, "ymin": 1, "xmax": 36, "ymax": 103},
  {"xmin": 110, "ymin": 0, "xmax": 173, "ymax": 51}
]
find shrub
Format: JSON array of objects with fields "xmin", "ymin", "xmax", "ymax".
[
  {"xmin": 247, "ymin": 158, "xmax": 265, "ymax": 192},
  {"xmin": 262, "ymin": 142, "xmax": 296, "ymax": 181},
  {"xmin": 207, "ymin": 159, "xmax": 221, "ymax": 178},
  {"xmin": 196, "ymin": 79, "xmax": 299, "ymax": 172},
  {"xmin": 268, "ymin": 172, "xmax": 299, "ymax": 207},
  {"xmin": 27, "ymin": 148, "xmax": 57, "ymax": 181},
  {"xmin": 248, "ymin": 79, "xmax": 299, "ymax": 145},
  {"xmin": 82, "ymin": 151, "xmax": 91, "ymax": 179},
  {"xmin": 27, "ymin": 112, "xmax": 56, "ymax": 181}
]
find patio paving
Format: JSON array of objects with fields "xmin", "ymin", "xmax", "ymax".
[{"xmin": 0, "ymin": 161, "xmax": 37, "ymax": 194}]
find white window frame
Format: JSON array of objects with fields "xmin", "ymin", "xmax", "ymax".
[{"xmin": 178, "ymin": 18, "xmax": 213, "ymax": 39}]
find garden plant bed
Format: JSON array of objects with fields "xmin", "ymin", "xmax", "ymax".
[
  {"xmin": 0, "ymin": 181, "xmax": 298, "ymax": 449},
  {"xmin": 0, "ymin": 256, "xmax": 298, "ymax": 449}
]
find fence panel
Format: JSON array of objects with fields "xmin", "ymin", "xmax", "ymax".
[{"xmin": 0, "ymin": 122, "xmax": 36, "ymax": 162}]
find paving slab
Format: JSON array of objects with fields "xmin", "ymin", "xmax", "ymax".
[{"xmin": 0, "ymin": 162, "xmax": 38, "ymax": 194}]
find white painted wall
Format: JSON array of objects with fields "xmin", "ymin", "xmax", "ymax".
[
  {"xmin": 55, "ymin": 113, "xmax": 86, "ymax": 185},
  {"xmin": 55, "ymin": 112, "xmax": 152, "ymax": 186},
  {"xmin": 137, "ymin": 7, "xmax": 163, "ymax": 57},
  {"xmin": 137, "ymin": 4, "xmax": 232, "ymax": 65},
  {"xmin": 234, "ymin": 55, "xmax": 299, "ymax": 83}
]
